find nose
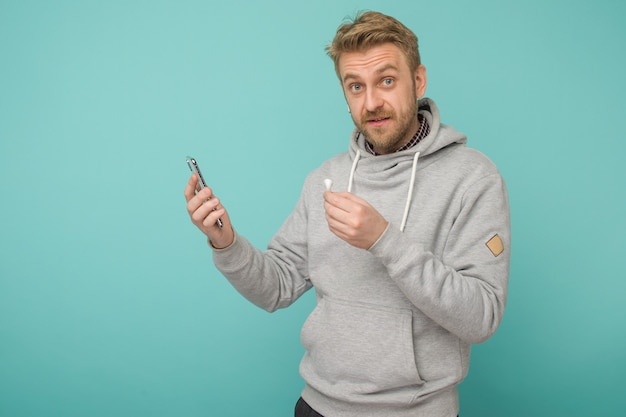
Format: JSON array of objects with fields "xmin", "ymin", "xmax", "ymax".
[{"xmin": 364, "ymin": 88, "xmax": 384, "ymax": 112}]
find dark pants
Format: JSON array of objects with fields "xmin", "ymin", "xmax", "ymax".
[
  {"xmin": 294, "ymin": 397, "xmax": 459, "ymax": 417},
  {"xmin": 294, "ymin": 397, "xmax": 324, "ymax": 417}
]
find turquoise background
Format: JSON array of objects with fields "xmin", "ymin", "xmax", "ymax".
[{"xmin": 1, "ymin": 0, "xmax": 625, "ymax": 416}]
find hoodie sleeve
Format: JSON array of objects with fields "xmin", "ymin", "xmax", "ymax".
[
  {"xmin": 369, "ymin": 172, "xmax": 510, "ymax": 344},
  {"xmin": 212, "ymin": 185, "xmax": 313, "ymax": 313}
]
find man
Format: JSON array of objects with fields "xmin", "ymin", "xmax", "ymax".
[{"xmin": 185, "ymin": 11, "xmax": 510, "ymax": 417}]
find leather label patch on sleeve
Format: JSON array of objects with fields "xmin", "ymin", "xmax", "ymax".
[{"xmin": 486, "ymin": 234, "xmax": 504, "ymax": 257}]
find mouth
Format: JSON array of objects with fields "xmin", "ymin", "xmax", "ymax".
[{"xmin": 366, "ymin": 115, "xmax": 391, "ymax": 127}]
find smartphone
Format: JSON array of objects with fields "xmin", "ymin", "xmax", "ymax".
[
  {"xmin": 186, "ymin": 156, "xmax": 208, "ymax": 189},
  {"xmin": 186, "ymin": 156, "xmax": 223, "ymax": 228}
]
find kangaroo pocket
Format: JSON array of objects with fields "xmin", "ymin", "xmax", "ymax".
[{"xmin": 300, "ymin": 297, "xmax": 424, "ymax": 402}]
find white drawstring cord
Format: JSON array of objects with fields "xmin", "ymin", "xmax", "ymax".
[
  {"xmin": 400, "ymin": 152, "xmax": 420, "ymax": 232},
  {"xmin": 346, "ymin": 148, "xmax": 419, "ymax": 233},
  {"xmin": 347, "ymin": 150, "xmax": 361, "ymax": 193}
]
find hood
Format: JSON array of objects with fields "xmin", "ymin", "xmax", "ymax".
[
  {"xmin": 348, "ymin": 97, "xmax": 467, "ymax": 164},
  {"xmin": 343, "ymin": 98, "xmax": 467, "ymax": 232}
]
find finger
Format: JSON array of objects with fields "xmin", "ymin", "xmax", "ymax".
[
  {"xmin": 184, "ymin": 174, "xmax": 199, "ymax": 201},
  {"xmin": 326, "ymin": 191, "xmax": 364, "ymax": 212},
  {"xmin": 326, "ymin": 197, "xmax": 371, "ymax": 232},
  {"xmin": 324, "ymin": 195, "xmax": 358, "ymax": 224},
  {"xmin": 186, "ymin": 187, "xmax": 208, "ymax": 216},
  {"xmin": 190, "ymin": 195, "xmax": 220, "ymax": 223},
  {"xmin": 324, "ymin": 192, "xmax": 349, "ymax": 214},
  {"xmin": 191, "ymin": 186, "xmax": 216, "ymax": 208},
  {"xmin": 324, "ymin": 203, "xmax": 354, "ymax": 235},
  {"xmin": 202, "ymin": 206, "xmax": 226, "ymax": 228},
  {"xmin": 189, "ymin": 199, "xmax": 210, "ymax": 224}
]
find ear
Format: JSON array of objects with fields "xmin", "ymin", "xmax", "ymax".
[{"xmin": 414, "ymin": 64, "xmax": 427, "ymax": 98}]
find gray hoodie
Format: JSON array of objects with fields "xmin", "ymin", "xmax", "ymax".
[{"xmin": 213, "ymin": 98, "xmax": 510, "ymax": 417}]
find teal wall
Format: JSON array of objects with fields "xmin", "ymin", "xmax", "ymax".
[{"xmin": 1, "ymin": 1, "xmax": 625, "ymax": 416}]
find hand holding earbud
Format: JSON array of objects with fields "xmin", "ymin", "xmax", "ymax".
[{"xmin": 322, "ymin": 178, "xmax": 388, "ymax": 250}]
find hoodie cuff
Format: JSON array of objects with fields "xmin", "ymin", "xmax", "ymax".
[
  {"xmin": 209, "ymin": 231, "xmax": 237, "ymax": 251},
  {"xmin": 212, "ymin": 232, "xmax": 252, "ymax": 272},
  {"xmin": 368, "ymin": 222, "xmax": 413, "ymax": 267}
]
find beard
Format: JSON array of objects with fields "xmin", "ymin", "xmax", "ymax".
[{"xmin": 355, "ymin": 97, "xmax": 419, "ymax": 155}]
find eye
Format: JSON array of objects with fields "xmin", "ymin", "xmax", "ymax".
[
  {"xmin": 382, "ymin": 78, "xmax": 394, "ymax": 86},
  {"xmin": 350, "ymin": 83, "xmax": 362, "ymax": 92}
]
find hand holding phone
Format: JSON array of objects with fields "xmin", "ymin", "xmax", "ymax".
[{"xmin": 186, "ymin": 156, "xmax": 223, "ymax": 228}]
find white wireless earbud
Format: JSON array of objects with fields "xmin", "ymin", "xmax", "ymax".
[{"xmin": 324, "ymin": 179, "xmax": 333, "ymax": 191}]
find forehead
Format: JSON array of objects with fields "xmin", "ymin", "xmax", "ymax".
[{"xmin": 338, "ymin": 43, "xmax": 409, "ymax": 82}]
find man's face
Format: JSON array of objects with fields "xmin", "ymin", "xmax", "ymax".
[{"xmin": 338, "ymin": 43, "xmax": 427, "ymax": 155}]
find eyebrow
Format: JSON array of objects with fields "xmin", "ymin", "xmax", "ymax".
[{"xmin": 342, "ymin": 63, "xmax": 400, "ymax": 84}]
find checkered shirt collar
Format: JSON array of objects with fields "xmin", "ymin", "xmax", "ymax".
[{"xmin": 364, "ymin": 112, "xmax": 430, "ymax": 156}]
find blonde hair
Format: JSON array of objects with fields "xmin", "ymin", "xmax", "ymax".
[{"xmin": 326, "ymin": 11, "xmax": 421, "ymax": 77}]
